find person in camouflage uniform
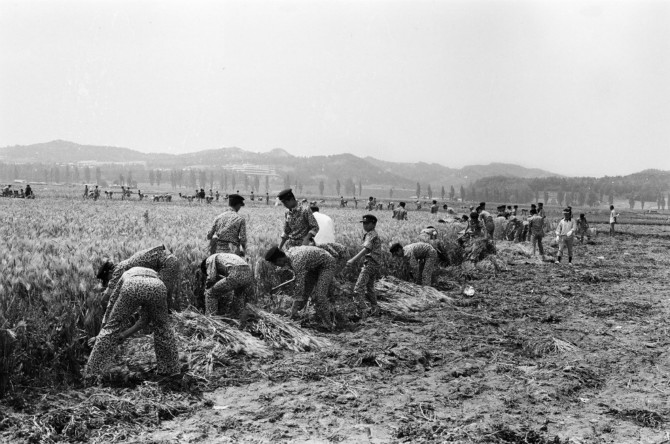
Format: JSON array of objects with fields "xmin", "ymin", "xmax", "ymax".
[
  {"xmin": 346, "ymin": 214, "xmax": 382, "ymax": 315},
  {"xmin": 98, "ymin": 244, "xmax": 180, "ymax": 313},
  {"xmin": 265, "ymin": 245, "xmax": 336, "ymax": 329},
  {"xmin": 206, "ymin": 194, "xmax": 247, "ymax": 255},
  {"xmin": 86, "ymin": 267, "xmax": 180, "ymax": 378},
  {"xmin": 390, "ymin": 242, "xmax": 438, "ymax": 286},
  {"xmin": 277, "ymin": 189, "xmax": 319, "ymax": 250},
  {"xmin": 201, "ymin": 253, "xmax": 253, "ymax": 317}
]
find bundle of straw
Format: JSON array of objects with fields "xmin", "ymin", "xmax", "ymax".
[
  {"xmin": 173, "ymin": 309, "xmax": 272, "ymax": 359},
  {"xmin": 241, "ymin": 304, "xmax": 332, "ymax": 352},
  {"xmin": 374, "ymin": 276, "xmax": 452, "ymax": 316},
  {"xmin": 120, "ymin": 309, "xmax": 272, "ymax": 379},
  {"xmin": 523, "ymin": 336, "xmax": 580, "ymax": 357},
  {"xmin": 463, "ymin": 238, "xmax": 496, "ymax": 262}
]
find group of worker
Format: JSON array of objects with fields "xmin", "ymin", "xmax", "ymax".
[
  {"xmin": 84, "ymin": 188, "xmax": 441, "ymax": 381},
  {"xmin": 1, "ymin": 184, "xmax": 34, "ymax": 198}
]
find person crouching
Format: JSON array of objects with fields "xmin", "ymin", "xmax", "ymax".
[
  {"xmin": 264, "ymin": 245, "xmax": 336, "ymax": 330},
  {"xmin": 201, "ymin": 253, "xmax": 253, "ymax": 317},
  {"xmin": 390, "ymin": 242, "xmax": 438, "ymax": 286}
]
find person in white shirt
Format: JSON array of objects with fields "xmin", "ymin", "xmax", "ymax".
[
  {"xmin": 310, "ymin": 206, "xmax": 335, "ymax": 244},
  {"xmin": 555, "ymin": 208, "xmax": 577, "ymax": 265},
  {"xmin": 609, "ymin": 205, "xmax": 619, "ymax": 236}
]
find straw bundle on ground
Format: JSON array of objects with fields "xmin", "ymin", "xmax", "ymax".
[
  {"xmin": 241, "ymin": 304, "xmax": 332, "ymax": 352},
  {"xmin": 374, "ymin": 276, "xmax": 452, "ymax": 315},
  {"xmin": 173, "ymin": 309, "xmax": 272, "ymax": 364},
  {"xmin": 463, "ymin": 238, "xmax": 496, "ymax": 262},
  {"xmin": 523, "ymin": 336, "xmax": 580, "ymax": 357},
  {"xmin": 119, "ymin": 309, "xmax": 271, "ymax": 380},
  {"xmin": 2, "ymin": 382, "xmax": 202, "ymax": 444}
]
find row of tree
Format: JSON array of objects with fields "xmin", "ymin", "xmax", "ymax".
[{"xmin": 1, "ymin": 162, "xmax": 668, "ymax": 207}]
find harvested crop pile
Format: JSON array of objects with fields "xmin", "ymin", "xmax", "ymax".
[
  {"xmin": 462, "ymin": 238, "xmax": 496, "ymax": 262},
  {"xmin": 3, "ymin": 382, "xmax": 205, "ymax": 444},
  {"xmin": 241, "ymin": 304, "xmax": 332, "ymax": 352},
  {"xmin": 331, "ymin": 276, "xmax": 452, "ymax": 320},
  {"xmin": 118, "ymin": 309, "xmax": 271, "ymax": 381}
]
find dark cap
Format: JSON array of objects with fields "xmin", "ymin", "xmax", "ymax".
[
  {"xmin": 228, "ymin": 193, "xmax": 245, "ymax": 206},
  {"xmin": 389, "ymin": 242, "xmax": 403, "ymax": 253},
  {"xmin": 479, "ymin": 202, "xmax": 486, "ymax": 207},
  {"xmin": 277, "ymin": 188, "xmax": 294, "ymax": 201},
  {"xmin": 562, "ymin": 208, "xmax": 570, "ymax": 213},
  {"xmin": 360, "ymin": 214, "xmax": 377, "ymax": 224},
  {"xmin": 264, "ymin": 246, "xmax": 286, "ymax": 262}
]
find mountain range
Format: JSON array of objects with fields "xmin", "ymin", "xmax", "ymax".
[{"xmin": 0, "ymin": 140, "xmax": 560, "ymax": 190}]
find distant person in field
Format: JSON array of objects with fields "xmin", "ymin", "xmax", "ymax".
[
  {"xmin": 83, "ymin": 184, "xmax": 89, "ymax": 199},
  {"xmin": 609, "ymin": 205, "xmax": 619, "ymax": 236},
  {"xmin": 477, "ymin": 203, "xmax": 495, "ymax": 239},
  {"xmin": 264, "ymin": 246, "xmax": 336, "ymax": 329},
  {"xmin": 430, "ymin": 200, "xmax": 438, "ymax": 214},
  {"xmin": 277, "ymin": 188, "xmax": 319, "ymax": 250},
  {"xmin": 353, "ymin": 196, "xmax": 358, "ymax": 209},
  {"xmin": 200, "ymin": 253, "xmax": 253, "ymax": 317},
  {"xmin": 465, "ymin": 211, "xmax": 484, "ymax": 239},
  {"xmin": 528, "ymin": 208, "xmax": 546, "ymax": 260},
  {"xmin": 537, "ymin": 202, "xmax": 546, "ymax": 220},
  {"xmin": 250, "ymin": 191, "xmax": 254, "ymax": 202},
  {"xmin": 390, "ymin": 242, "xmax": 438, "ymax": 287},
  {"xmin": 206, "ymin": 193, "xmax": 247, "ymax": 256},
  {"xmin": 340, "ymin": 196, "xmax": 345, "ymax": 208},
  {"xmin": 215, "ymin": 190, "xmax": 220, "ymax": 202},
  {"xmin": 93, "ymin": 185, "xmax": 100, "ymax": 201},
  {"xmin": 393, "ymin": 202, "xmax": 408, "ymax": 220},
  {"xmin": 346, "ymin": 214, "xmax": 381, "ymax": 316},
  {"xmin": 86, "ymin": 264, "xmax": 180, "ymax": 380},
  {"xmin": 265, "ymin": 192, "xmax": 269, "ymax": 205},
  {"xmin": 310, "ymin": 206, "xmax": 335, "ymax": 245},
  {"xmin": 576, "ymin": 213, "xmax": 590, "ymax": 243},
  {"xmin": 555, "ymin": 208, "xmax": 577, "ymax": 265},
  {"xmin": 24, "ymin": 184, "xmax": 33, "ymax": 199},
  {"xmin": 512, "ymin": 205, "xmax": 518, "ymax": 216}
]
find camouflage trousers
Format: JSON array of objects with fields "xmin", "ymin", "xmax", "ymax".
[
  {"xmin": 85, "ymin": 276, "xmax": 180, "ymax": 377},
  {"xmin": 301, "ymin": 258, "xmax": 337, "ymax": 327},
  {"xmin": 354, "ymin": 262, "xmax": 380, "ymax": 306},
  {"xmin": 205, "ymin": 264, "xmax": 253, "ymax": 317},
  {"xmin": 415, "ymin": 251, "xmax": 438, "ymax": 286}
]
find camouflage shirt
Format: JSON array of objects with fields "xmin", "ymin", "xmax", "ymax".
[
  {"xmin": 402, "ymin": 242, "xmax": 436, "ymax": 260},
  {"xmin": 362, "ymin": 229, "xmax": 382, "ymax": 264},
  {"xmin": 281, "ymin": 206, "xmax": 319, "ymax": 246},
  {"xmin": 103, "ymin": 246, "xmax": 178, "ymax": 324},
  {"xmin": 205, "ymin": 253, "xmax": 249, "ymax": 288},
  {"xmin": 207, "ymin": 208, "xmax": 247, "ymax": 247}
]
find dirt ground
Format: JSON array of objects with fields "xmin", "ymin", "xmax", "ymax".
[
  {"xmin": 134, "ymin": 224, "xmax": 670, "ymax": 444},
  {"xmin": 3, "ymin": 224, "xmax": 670, "ymax": 443}
]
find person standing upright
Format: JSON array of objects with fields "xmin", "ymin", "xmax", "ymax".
[
  {"xmin": 393, "ymin": 202, "xmax": 408, "ymax": 220},
  {"xmin": 609, "ymin": 205, "xmax": 619, "ymax": 236},
  {"xmin": 346, "ymin": 214, "xmax": 382, "ymax": 315},
  {"xmin": 555, "ymin": 208, "xmax": 577, "ymax": 265},
  {"xmin": 277, "ymin": 188, "xmax": 319, "ymax": 250},
  {"xmin": 206, "ymin": 193, "xmax": 247, "ymax": 255},
  {"xmin": 311, "ymin": 206, "xmax": 335, "ymax": 245}
]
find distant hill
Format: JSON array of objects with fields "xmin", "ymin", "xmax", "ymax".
[{"xmin": 0, "ymin": 140, "xmax": 560, "ymax": 190}]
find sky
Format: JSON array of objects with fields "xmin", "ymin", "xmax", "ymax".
[{"xmin": 1, "ymin": 0, "xmax": 669, "ymax": 177}]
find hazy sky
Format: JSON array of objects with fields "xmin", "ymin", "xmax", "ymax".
[{"xmin": 1, "ymin": 0, "xmax": 669, "ymax": 177}]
